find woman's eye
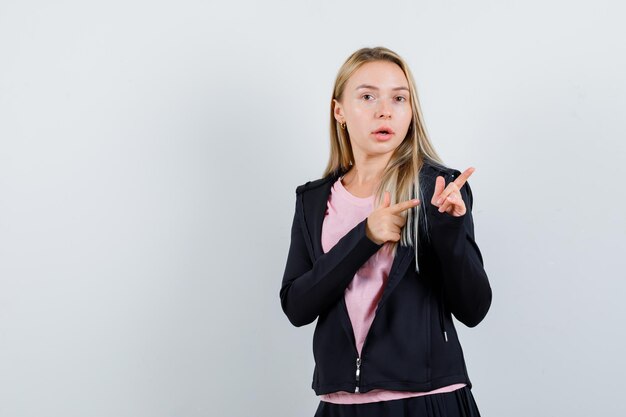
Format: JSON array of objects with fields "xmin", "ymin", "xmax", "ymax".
[
  {"xmin": 362, "ymin": 94, "xmax": 374, "ymax": 100},
  {"xmin": 396, "ymin": 96, "xmax": 407, "ymax": 102}
]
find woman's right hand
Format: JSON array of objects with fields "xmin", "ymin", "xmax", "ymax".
[{"xmin": 365, "ymin": 191, "xmax": 420, "ymax": 245}]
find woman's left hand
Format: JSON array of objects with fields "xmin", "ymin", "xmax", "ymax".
[{"xmin": 431, "ymin": 167, "xmax": 475, "ymax": 217}]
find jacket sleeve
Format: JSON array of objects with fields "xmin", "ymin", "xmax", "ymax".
[
  {"xmin": 279, "ymin": 191, "xmax": 383, "ymax": 327},
  {"xmin": 424, "ymin": 175, "xmax": 492, "ymax": 328}
]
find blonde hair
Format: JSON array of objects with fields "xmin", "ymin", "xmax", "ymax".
[{"xmin": 323, "ymin": 46, "xmax": 446, "ymax": 270}]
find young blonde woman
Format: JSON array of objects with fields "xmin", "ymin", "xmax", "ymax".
[{"xmin": 279, "ymin": 46, "xmax": 492, "ymax": 417}]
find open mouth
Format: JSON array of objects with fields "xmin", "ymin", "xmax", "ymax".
[{"xmin": 373, "ymin": 127, "xmax": 394, "ymax": 138}]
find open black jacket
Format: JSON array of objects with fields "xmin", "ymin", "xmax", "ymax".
[{"xmin": 279, "ymin": 159, "xmax": 492, "ymax": 395}]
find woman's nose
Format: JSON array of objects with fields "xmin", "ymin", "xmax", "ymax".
[{"xmin": 376, "ymin": 100, "xmax": 392, "ymax": 118}]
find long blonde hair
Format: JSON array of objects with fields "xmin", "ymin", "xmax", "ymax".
[{"xmin": 323, "ymin": 46, "xmax": 446, "ymax": 270}]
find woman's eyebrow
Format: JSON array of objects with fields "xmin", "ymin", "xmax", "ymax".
[{"xmin": 355, "ymin": 84, "xmax": 409, "ymax": 92}]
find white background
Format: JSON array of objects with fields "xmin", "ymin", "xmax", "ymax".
[{"xmin": 1, "ymin": 1, "xmax": 625, "ymax": 416}]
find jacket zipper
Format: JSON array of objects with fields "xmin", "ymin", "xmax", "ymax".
[
  {"xmin": 355, "ymin": 357, "xmax": 361, "ymax": 393},
  {"xmin": 342, "ymin": 297, "xmax": 366, "ymax": 393},
  {"xmin": 342, "ymin": 245, "xmax": 414, "ymax": 393},
  {"xmin": 353, "ymin": 312, "xmax": 375, "ymax": 393},
  {"xmin": 439, "ymin": 285, "xmax": 448, "ymax": 342}
]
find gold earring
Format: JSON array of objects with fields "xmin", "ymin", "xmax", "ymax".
[{"xmin": 340, "ymin": 122, "xmax": 346, "ymax": 130}]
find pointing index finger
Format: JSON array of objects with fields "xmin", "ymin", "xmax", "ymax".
[
  {"xmin": 388, "ymin": 198, "xmax": 420, "ymax": 214},
  {"xmin": 452, "ymin": 167, "xmax": 475, "ymax": 189}
]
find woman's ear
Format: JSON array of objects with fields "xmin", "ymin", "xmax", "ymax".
[{"xmin": 333, "ymin": 99, "xmax": 344, "ymax": 121}]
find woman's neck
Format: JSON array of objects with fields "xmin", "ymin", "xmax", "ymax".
[{"xmin": 341, "ymin": 167, "xmax": 382, "ymax": 198}]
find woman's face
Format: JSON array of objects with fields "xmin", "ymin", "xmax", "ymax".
[{"xmin": 334, "ymin": 60, "xmax": 413, "ymax": 162}]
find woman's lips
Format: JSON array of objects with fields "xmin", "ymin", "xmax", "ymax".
[{"xmin": 372, "ymin": 132, "xmax": 394, "ymax": 141}]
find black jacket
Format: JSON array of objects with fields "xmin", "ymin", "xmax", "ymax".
[{"xmin": 279, "ymin": 159, "xmax": 492, "ymax": 395}]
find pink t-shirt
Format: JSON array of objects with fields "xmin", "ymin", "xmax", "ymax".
[{"xmin": 318, "ymin": 176, "xmax": 466, "ymax": 404}]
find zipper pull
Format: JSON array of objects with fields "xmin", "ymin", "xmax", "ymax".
[
  {"xmin": 443, "ymin": 330, "xmax": 448, "ymax": 342},
  {"xmin": 354, "ymin": 357, "xmax": 361, "ymax": 393}
]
